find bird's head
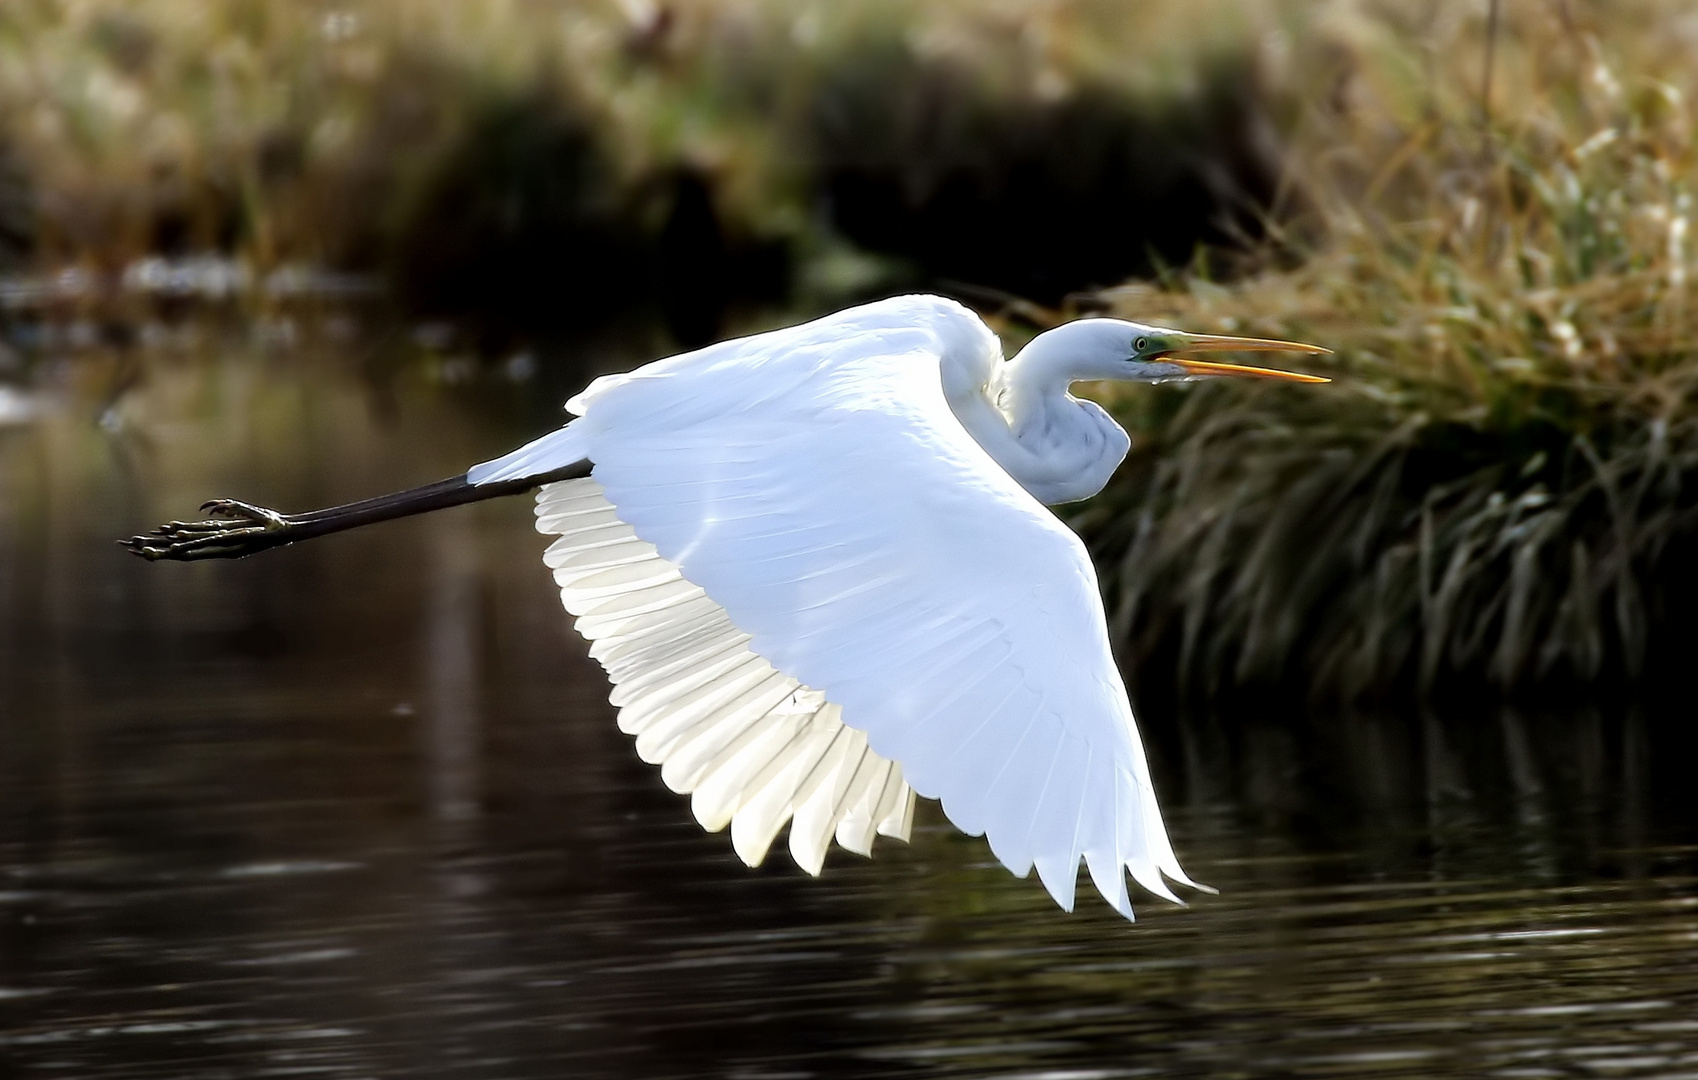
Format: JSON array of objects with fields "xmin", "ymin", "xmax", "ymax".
[{"xmin": 1022, "ymin": 318, "xmax": 1331, "ymax": 385}]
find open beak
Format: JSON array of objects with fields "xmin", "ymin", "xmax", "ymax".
[{"xmin": 1163, "ymin": 332, "xmax": 1331, "ymax": 383}]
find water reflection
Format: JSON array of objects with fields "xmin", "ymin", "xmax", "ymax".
[
  {"xmin": 425, "ymin": 510, "xmax": 483, "ymax": 830},
  {"xmin": 0, "ymin": 337, "xmax": 1694, "ymax": 1078}
]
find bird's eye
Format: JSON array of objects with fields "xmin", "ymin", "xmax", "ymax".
[{"xmin": 1133, "ymin": 336, "xmax": 1148, "ymax": 352}]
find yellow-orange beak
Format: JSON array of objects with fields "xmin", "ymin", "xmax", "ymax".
[{"xmin": 1162, "ymin": 332, "xmax": 1331, "ymax": 383}]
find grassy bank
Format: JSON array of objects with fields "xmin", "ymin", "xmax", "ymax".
[{"xmin": 1073, "ymin": 2, "xmax": 1698, "ymax": 699}]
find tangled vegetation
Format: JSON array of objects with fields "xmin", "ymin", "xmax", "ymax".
[
  {"xmin": 1074, "ymin": 1, "xmax": 1698, "ymax": 699},
  {"xmin": 0, "ymin": 0, "xmax": 1296, "ymax": 337}
]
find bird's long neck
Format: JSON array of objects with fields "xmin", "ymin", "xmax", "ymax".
[
  {"xmin": 945, "ymin": 337, "xmax": 1129, "ymax": 506},
  {"xmin": 997, "ymin": 335, "xmax": 1085, "ymax": 438}
]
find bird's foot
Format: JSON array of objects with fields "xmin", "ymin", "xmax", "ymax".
[{"xmin": 121, "ymin": 499, "xmax": 300, "ymax": 561}]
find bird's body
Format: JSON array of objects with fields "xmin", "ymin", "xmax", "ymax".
[
  {"xmin": 467, "ymin": 295, "xmax": 1324, "ymax": 916},
  {"xmin": 126, "ymin": 294, "xmax": 1327, "ymax": 919}
]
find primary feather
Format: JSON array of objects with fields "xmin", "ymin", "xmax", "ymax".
[{"xmin": 475, "ymin": 294, "xmax": 1201, "ymax": 918}]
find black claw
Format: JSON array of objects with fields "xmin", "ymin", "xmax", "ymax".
[{"xmin": 119, "ymin": 499, "xmax": 300, "ymax": 561}]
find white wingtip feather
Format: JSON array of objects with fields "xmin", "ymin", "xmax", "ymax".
[{"xmin": 877, "ymin": 786, "xmax": 917, "ymax": 842}]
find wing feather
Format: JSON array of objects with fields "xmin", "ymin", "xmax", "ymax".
[
  {"xmin": 836, "ymin": 758, "xmax": 894, "ymax": 856},
  {"xmin": 536, "ymin": 477, "xmax": 917, "ymax": 871},
  {"xmin": 575, "ymin": 593, "xmax": 720, "ymax": 640},
  {"xmin": 931, "ymin": 684, "xmax": 1045, "ymax": 839},
  {"xmin": 729, "ymin": 716, "xmax": 837, "ymax": 865},
  {"xmin": 1031, "ymin": 733, "xmax": 1091, "ymax": 911},
  {"xmin": 610, "ymin": 645, "xmax": 759, "ymax": 712},
  {"xmin": 591, "ymin": 610, "xmax": 739, "ymax": 670},
  {"xmin": 660, "ymin": 676, "xmax": 802, "ymax": 790},
  {"xmin": 787, "ymin": 725, "xmax": 859, "ymax": 874},
  {"xmin": 690, "ymin": 708, "xmax": 811, "ymax": 829},
  {"xmin": 604, "ymin": 634, "xmax": 752, "ymax": 706},
  {"xmin": 545, "ymin": 537, "xmax": 654, "ymax": 571},
  {"xmin": 563, "ymin": 560, "xmax": 682, "ymax": 597},
  {"xmin": 878, "ymin": 785, "xmax": 917, "ymax": 841},
  {"xmin": 979, "ymin": 712, "xmax": 1058, "ymax": 877},
  {"xmin": 633, "ymin": 666, "xmax": 788, "ymax": 763}
]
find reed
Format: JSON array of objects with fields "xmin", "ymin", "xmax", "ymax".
[{"xmin": 1075, "ymin": 1, "xmax": 1698, "ymax": 697}]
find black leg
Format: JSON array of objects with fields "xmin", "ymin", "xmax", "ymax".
[{"xmin": 121, "ymin": 460, "xmax": 593, "ymax": 561}]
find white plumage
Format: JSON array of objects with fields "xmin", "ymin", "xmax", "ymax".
[
  {"xmin": 538, "ymin": 475, "xmax": 916, "ymax": 874},
  {"xmin": 471, "ymin": 294, "xmax": 1328, "ymax": 917}
]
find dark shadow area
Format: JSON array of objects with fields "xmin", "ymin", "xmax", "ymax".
[
  {"xmin": 810, "ymin": 60, "xmax": 1288, "ymax": 303},
  {"xmin": 389, "ymin": 94, "xmax": 789, "ymax": 354},
  {"xmin": 0, "ymin": 139, "xmax": 33, "ymax": 272},
  {"xmin": 387, "ymin": 94, "xmax": 649, "ymax": 352},
  {"xmin": 382, "ymin": 62, "xmax": 1287, "ymax": 350}
]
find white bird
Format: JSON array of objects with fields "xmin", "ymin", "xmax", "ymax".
[{"xmin": 126, "ymin": 294, "xmax": 1328, "ymax": 918}]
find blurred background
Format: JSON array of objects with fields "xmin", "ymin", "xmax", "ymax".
[{"xmin": 1, "ymin": 2, "xmax": 1696, "ymax": 1077}]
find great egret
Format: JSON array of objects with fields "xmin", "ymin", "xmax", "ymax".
[{"xmin": 125, "ymin": 295, "xmax": 1328, "ymax": 918}]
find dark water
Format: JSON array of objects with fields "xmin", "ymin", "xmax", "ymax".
[{"xmin": 1, "ymin": 336, "xmax": 1695, "ymax": 1078}]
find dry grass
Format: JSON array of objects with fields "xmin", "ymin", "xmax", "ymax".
[
  {"xmin": 1073, "ymin": 1, "xmax": 1698, "ymax": 698},
  {"xmin": 0, "ymin": 0, "xmax": 1290, "ymax": 272}
]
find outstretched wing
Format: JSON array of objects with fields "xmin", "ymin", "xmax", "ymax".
[{"xmin": 542, "ymin": 297, "xmax": 1196, "ymax": 916}]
